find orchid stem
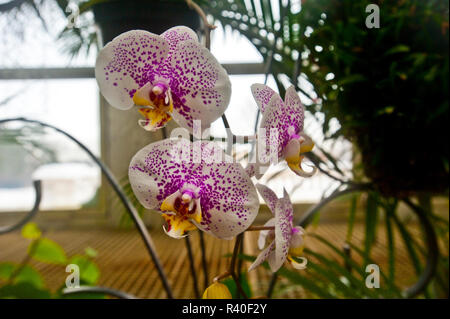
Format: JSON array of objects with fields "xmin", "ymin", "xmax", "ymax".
[
  {"xmin": 229, "ymin": 233, "xmax": 248, "ymax": 299},
  {"xmin": 184, "ymin": 235, "xmax": 200, "ymax": 299},
  {"xmin": 246, "ymin": 225, "xmax": 275, "ymax": 231},
  {"xmin": 236, "ymin": 232, "xmax": 244, "ymax": 299},
  {"xmin": 185, "ymin": 0, "xmax": 216, "ymax": 49},
  {"xmin": 199, "ymin": 231, "xmax": 209, "ymax": 290},
  {"xmin": 213, "ymin": 271, "xmax": 231, "ymax": 283}
]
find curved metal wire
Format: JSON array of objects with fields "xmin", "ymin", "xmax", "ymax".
[
  {"xmin": 62, "ymin": 286, "xmax": 137, "ymax": 299},
  {"xmin": 402, "ymin": 198, "xmax": 439, "ymax": 298},
  {"xmin": 0, "ymin": 117, "xmax": 174, "ymax": 298},
  {"xmin": 0, "ymin": 180, "xmax": 41, "ymax": 234},
  {"xmin": 266, "ymin": 185, "xmax": 440, "ymax": 299}
]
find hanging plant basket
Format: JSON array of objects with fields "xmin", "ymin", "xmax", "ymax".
[{"xmin": 92, "ymin": 0, "xmax": 200, "ymax": 44}]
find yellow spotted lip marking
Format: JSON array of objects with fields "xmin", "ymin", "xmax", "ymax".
[
  {"xmin": 133, "ymin": 82, "xmax": 174, "ymax": 131},
  {"xmin": 160, "ymin": 191, "xmax": 202, "ymax": 238}
]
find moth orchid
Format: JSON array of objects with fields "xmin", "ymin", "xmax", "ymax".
[
  {"xmin": 129, "ymin": 138, "xmax": 259, "ymax": 239},
  {"xmin": 248, "ymin": 84, "xmax": 316, "ymax": 178},
  {"xmin": 248, "ymin": 184, "xmax": 307, "ymax": 272},
  {"xmin": 95, "ymin": 26, "xmax": 231, "ymax": 132}
]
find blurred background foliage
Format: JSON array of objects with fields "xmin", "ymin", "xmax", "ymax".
[
  {"xmin": 0, "ymin": 0, "xmax": 448, "ymax": 298},
  {"xmin": 0, "ymin": 223, "xmax": 102, "ymax": 298}
]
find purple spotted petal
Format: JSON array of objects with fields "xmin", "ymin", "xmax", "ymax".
[
  {"xmin": 244, "ymin": 163, "xmax": 257, "ymax": 178},
  {"xmin": 168, "ymin": 40, "xmax": 231, "ymax": 131},
  {"xmin": 95, "ymin": 30, "xmax": 169, "ymax": 110},
  {"xmin": 283, "ymin": 85, "xmax": 305, "ymax": 133},
  {"xmin": 272, "ymin": 189, "xmax": 294, "ymax": 271},
  {"xmin": 129, "ymin": 138, "xmax": 192, "ymax": 210},
  {"xmin": 251, "ymin": 84, "xmax": 281, "ymax": 114},
  {"xmin": 259, "ymin": 95, "xmax": 291, "ymax": 157},
  {"xmin": 161, "ymin": 26, "xmax": 199, "ymax": 53},
  {"xmin": 195, "ymin": 143, "xmax": 259, "ymax": 239},
  {"xmin": 260, "ymin": 89, "xmax": 304, "ymax": 158},
  {"xmin": 128, "ymin": 139, "xmax": 258, "ymax": 239},
  {"xmin": 255, "ymin": 184, "xmax": 278, "ymax": 214},
  {"xmin": 257, "ymin": 218, "xmax": 275, "ymax": 250},
  {"xmin": 248, "ymin": 241, "xmax": 275, "ymax": 272}
]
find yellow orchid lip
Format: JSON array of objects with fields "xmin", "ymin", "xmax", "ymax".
[
  {"xmin": 133, "ymin": 82, "xmax": 174, "ymax": 131},
  {"xmin": 287, "ymin": 255, "xmax": 308, "ymax": 270},
  {"xmin": 300, "ymin": 140, "xmax": 315, "ymax": 154},
  {"xmin": 288, "ymin": 244, "xmax": 305, "ymax": 257},
  {"xmin": 160, "ymin": 190, "xmax": 202, "ymax": 238},
  {"xmin": 285, "ymin": 134, "xmax": 316, "ymax": 177}
]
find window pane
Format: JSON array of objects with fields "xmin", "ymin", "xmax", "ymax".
[
  {"xmin": 0, "ymin": 79, "xmax": 100, "ymax": 211},
  {"xmin": 0, "ymin": 1, "xmax": 95, "ymax": 68}
]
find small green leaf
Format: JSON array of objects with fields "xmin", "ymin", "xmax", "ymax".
[
  {"xmin": 384, "ymin": 45, "xmax": 410, "ymax": 55},
  {"xmin": 222, "ymin": 273, "xmax": 252, "ymax": 299},
  {"xmin": 0, "ymin": 262, "xmax": 15, "ymax": 280},
  {"xmin": 364, "ymin": 192, "xmax": 379, "ymax": 264},
  {"xmin": 21, "ymin": 222, "xmax": 42, "ymax": 240},
  {"xmin": 0, "ymin": 282, "xmax": 51, "ymax": 299},
  {"xmin": 69, "ymin": 255, "xmax": 100, "ymax": 285},
  {"xmin": 29, "ymin": 238, "xmax": 67, "ymax": 265},
  {"xmin": 14, "ymin": 265, "xmax": 45, "ymax": 289},
  {"xmin": 84, "ymin": 247, "xmax": 98, "ymax": 258},
  {"xmin": 346, "ymin": 194, "xmax": 358, "ymax": 242},
  {"xmin": 337, "ymin": 74, "xmax": 366, "ymax": 86}
]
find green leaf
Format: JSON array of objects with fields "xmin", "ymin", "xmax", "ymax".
[
  {"xmin": 295, "ymin": 256, "xmax": 361, "ymax": 298},
  {"xmin": 14, "ymin": 265, "xmax": 45, "ymax": 289},
  {"xmin": 233, "ymin": 253, "xmax": 335, "ymax": 298},
  {"xmin": 337, "ymin": 74, "xmax": 366, "ymax": 86},
  {"xmin": 384, "ymin": 45, "xmax": 410, "ymax": 55},
  {"xmin": 29, "ymin": 238, "xmax": 67, "ymax": 265},
  {"xmin": 84, "ymin": 247, "xmax": 98, "ymax": 259},
  {"xmin": 276, "ymin": 266, "xmax": 336, "ymax": 298},
  {"xmin": 222, "ymin": 272, "xmax": 252, "ymax": 299},
  {"xmin": 364, "ymin": 192, "xmax": 379, "ymax": 264},
  {"xmin": 346, "ymin": 194, "xmax": 358, "ymax": 242},
  {"xmin": 0, "ymin": 262, "xmax": 15, "ymax": 280},
  {"xmin": 69, "ymin": 255, "xmax": 100, "ymax": 285},
  {"xmin": 0, "ymin": 282, "xmax": 51, "ymax": 299},
  {"xmin": 303, "ymin": 249, "xmax": 377, "ymax": 298},
  {"xmin": 0, "ymin": 263, "xmax": 44, "ymax": 289},
  {"xmin": 391, "ymin": 213, "xmax": 423, "ymax": 276},
  {"xmin": 385, "ymin": 208, "xmax": 396, "ymax": 285},
  {"xmin": 21, "ymin": 222, "xmax": 42, "ymax": 240}
]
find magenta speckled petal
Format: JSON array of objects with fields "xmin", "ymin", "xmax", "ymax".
[
  {"xmin": 260, "ymin": 89, "xmax": 304, "ymax": 158},
  {"xmin": 128, "ymin": 139, "xmax": 191, "ymax": 210},
  {"xmin": 195, "ymin": 144, "xmax": 259, "ymax": 239},
  {"xmin": 244, "ymin": 163, "xmax": 257, "ymax": 178},
  {"xmin": 248, "ymin": 241, "xmax": 275, "ymax": 272},
  {"xmin": 251, "ymin": 84, "xmax": 280, "ymax": 114},
  {"xmin": 273, "ymin": 189, "xmax": 294, "ymax": 272},
  {"xmin": 283, "ymin": 86, "xmax": 305, "ymax": 133},
  {"xmin": 256, "ymin": 184, "xmax": 278, "ymax": 214},
  {"xmin": 257, "ymin": 218, "xmax": 275, "ymax": 250},
  {"xmin": 95, "ymin": 30, "xmax": 169, "ymax": 110},
  {"xmin": 161, "ymin": 26, "xmax": 199, "ymax": 53},
  {"xmin": 169, "ymin": 40, "xmax": 231, "ymax": 131},
  {"xmin": 128, "ymin": 138, "xmax": 258, "ymax": 239},
  {"xmin": 260, "ymin": 95, "xmax": 291, "ymax": 157}
]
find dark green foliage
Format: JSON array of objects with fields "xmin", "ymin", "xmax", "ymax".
[
  {"xmin": 222, "ymin": 273, "xmax": 252, "ymax": 299},
  {"xmin": 208, "ymin": 0, "xmax": 449, "ymax": 194},
  {"xmin": 0, "ymin": 223, "xmax": 103, "ymax": 299}
]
